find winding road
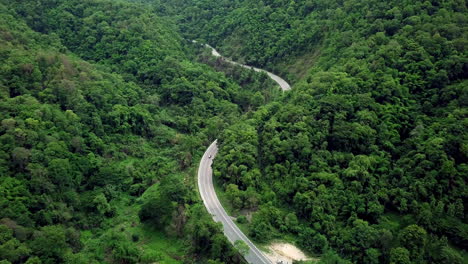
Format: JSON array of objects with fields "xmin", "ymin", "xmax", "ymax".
[
  {"xmin": 198, "ymin": 141, "xmax": 272, "ymax": 264},
  {"xmin": 197, "ymin": 43, "xmax": 291, "ymax": 264},
  {"xmin": 193, "ymin": 41, "xmax": 291, "ymax": 91}
]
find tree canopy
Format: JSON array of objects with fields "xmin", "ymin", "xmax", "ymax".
[{"xmin": 0, "ymin": 0, "xmax": 466, "ymax": 263}]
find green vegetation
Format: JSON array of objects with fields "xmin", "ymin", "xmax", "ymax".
[
  {"xmin": 1, "ymin": 0, "xmax": 466, "ymax": 264},
  {"xmin": 156, "ymin": 0, "xmax": 467, "ymax": 263},
  {"xmin": 0, "ymin": 0, "xmax": 277, "ymax": 263}
]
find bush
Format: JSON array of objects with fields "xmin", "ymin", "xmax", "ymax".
[
  {"xmin": 138, "ymin": 192, "xmax": 173, "ymax": 228},
  {"xmin": 236, "ymin": 215, "xmax": 248, "ymax": 224}
]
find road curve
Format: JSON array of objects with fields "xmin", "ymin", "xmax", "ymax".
[
  {"xmin": 197, "ymin": 42, "xmax": 292, "ymax": 263},
  {"xmin": 192, "ymin": 40, "xmax": 291, "ymax": 91},
  {"xmin": 198, "ymin": 140, "xmax": 272, "ymax": 264}
]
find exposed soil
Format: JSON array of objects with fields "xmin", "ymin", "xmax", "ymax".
[{"xmin": 264, "ymin": 242, "xmax": 316, "ymax": 264}]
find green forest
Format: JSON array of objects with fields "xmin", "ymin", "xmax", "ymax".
[{"xmin": 0, "ymin": 0, "xmax": 467, "ymax": 264}]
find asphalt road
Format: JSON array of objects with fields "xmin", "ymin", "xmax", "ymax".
[
  {"xmin": 205, "ymin": 44, "xmax": 291, "ymax": 91},
  {"xmin": 202, "ymin": 42, "xmax": 291, "ymax": 91},
  {"xmin": 197, "ymin": 43, "xmax": 292, "ymax": 264},
  {"xmin": 198, "ymin": 140, "xmax": 272, "ymax": 264}
]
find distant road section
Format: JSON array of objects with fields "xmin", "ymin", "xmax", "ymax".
[
  {"xmin": 192, "ymin": 40, "xmax": 291, "ymax": 91},
  {"xmin": 198, "ymin": 140, "xmax": 272, "ymax": 264}
]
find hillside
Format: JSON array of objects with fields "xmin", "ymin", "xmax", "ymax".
[
  {"xmin": 0, "ymin": 0, "xmax": 466, "ymax": 264},
  {"xmin": 155, "ymin": 0, "xmax": 468, "ymax": 263},
  {"xmin": 0, "ymin": 0, "xmax": 278, "ymax": 263},
  {"xmin": 158, "ymin": 0, "xmax": 467, "ymax": 82}
]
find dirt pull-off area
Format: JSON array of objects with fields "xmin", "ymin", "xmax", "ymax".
[{"xmin": 265, "ymin": 242, "xmax": 316, "ymax": 264}]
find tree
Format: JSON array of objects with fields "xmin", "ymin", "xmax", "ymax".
[
  {"xmin": 318, "ymin": 250, "xmax": 352, "ymax": 264},
  {"xmin": 251, "ymin": 91, "xmax": 265, "ymax": 108},
  {"xmin": 101, "ymin": 231, "xmax": 141, "ymax": 264},
  {"xmin": 11, "ymin": 147, "xmax": 30, "ymax": 170},
  {"xmin": 48, "ymin": 158, "xmax": 74, "ymax": 189},
  {"xmin": 25, "ymin": 257, "xmax": 42, "ymax": 264},
  {"xmin": 364, "ymin": 248, "xmax": 381, "ymax": 264},
  {"xmin": 159, "ymin": 174, "xmax": 189, "ymax": 204},
  {"xmin": 283, "ymin": 212, "xmax": 299, "ymax": 233},
  {"xmin": 0, "ymin": 225, "xmax": 30, "ymax": 263},
  {"xmin": 234, "ymin": 240, "xmax": 249, "ymax": 256},
  {"xmin": 92, "ymin": 193, "xmax": 111, "ymax": 216},
  {"xmin": 389, "ymin": 247, "xmax": 412, "ymax": 264},
  {"xmin": 399, "ymin": 225, "xmax": 427, "ymax": 260},
  {"xmin": 29, "ymin": 225, "xmax": 68, "ymax": 264},
  {"xmin": 299, "ymin": 228, "xmax": 328, "ymax": 254},
  {"xmin": 226, "ymin": 184, "xmax": 243, "ymax": 210},
  {"xmin": 249, "ymin": 215, "xmax": 272, "ymax": 242},
  {"xmin": 312, "ymin": 234, "xmax": 329, "ymax": 254},
  {"xmin": 138, "ymin": 191, "xmax": 173, "ymax": 228},
  {"xmin": 438, "ymin": 246, "xmax": 463, "ymax": 264}
]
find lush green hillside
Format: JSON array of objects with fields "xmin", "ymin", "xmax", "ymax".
[
  {"xmin": 153, "ymin": 0, "xmax": 468, "ymax": 263},
  {"xmin": 0, "ymin": 0, "xmax": 278, "ymax": 263},
  {"xmin": 1, "ymin": 0, "xmax": 466, "ymax": 264},
  {"xmin": 158, "ymin": 0, "xmax": 467, "ymax": 82}
]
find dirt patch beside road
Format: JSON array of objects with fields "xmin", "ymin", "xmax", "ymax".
[{"xmin": 264, "ymin": 242, "xmax": 317, "ymax": 264}]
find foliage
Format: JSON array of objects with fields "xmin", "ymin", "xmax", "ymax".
[
  {"xmin": 234, "ymin": 240, "xmax": 249, "ymax": 256},
  {"xmin": 1, "ymin": 0, "xmax": 466, "ymax": 263},
  {"xmin": 194, "ymin": 0, "xmax": 468, "ymax": 263},
  {"xmin": 0, "ymin": 0, "xmax": 268, "ymax": 262}
]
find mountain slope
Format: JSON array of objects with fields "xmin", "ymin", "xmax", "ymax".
[
  {"xmin": 155, "ymin": 0, "xmax": 468, "ymax": 263},
  {"xmin": 158, "ymin": 0, "xmax": 467, "ymax": 83},
  {"xmin": 0, "ymin": 0, "xmax": 275, "ymax": 263}
]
